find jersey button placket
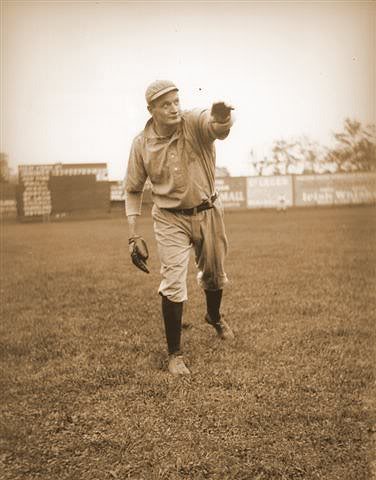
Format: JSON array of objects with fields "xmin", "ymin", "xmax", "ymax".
[
  {"xmin": 169, "ymin": 147, "xmax": 184, "ymax": 188},
  {"xmin": 169, "ymin": 149, "xmax": 178, "ymax": 172}
]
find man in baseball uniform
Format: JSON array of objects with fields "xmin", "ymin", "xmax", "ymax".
[{"xmin": 125, "ymin": 80, "xmax": 235, "ymax": 376}]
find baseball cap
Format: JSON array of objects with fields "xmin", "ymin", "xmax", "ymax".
[{"xmin": 145, "ymin": 80, "xmax": 179, "ymax": 105}]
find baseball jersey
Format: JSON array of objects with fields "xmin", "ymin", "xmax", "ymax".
[{"xmin": 125, "ymin": 108, "xmax": 229, "ymax": 216}]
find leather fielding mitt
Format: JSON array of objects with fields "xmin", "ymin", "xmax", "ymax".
[{"xmin": 129, "ymin": 236, "xmax": 149, "ymax": 273}]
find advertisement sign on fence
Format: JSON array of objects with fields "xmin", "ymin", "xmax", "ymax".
[
  {"xmin": 294, "ymin": 172, "xmax": 376, "ymax": 206},
  {"xmin": 110, "ymin": 181, "xmax": 125, "ymax": 202},
  {"xmin": 215, "ymin": 176, "xmax": 247, "ymax": 209},
  {"xmin": 247, "ymin": 176, "xmax": 293, "ymax": 208}
]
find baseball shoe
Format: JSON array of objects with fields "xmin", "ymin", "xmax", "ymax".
[
  {"xmin": 168, "ymin": 354, "xmax": 191, "ymax": 376},
  {"xmin": 205, "ymin": 314, "xmax": 235, "ymax": 340}
]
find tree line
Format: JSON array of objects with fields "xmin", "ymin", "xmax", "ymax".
[{"xmin": 251, "ymin": 118, "xmax": 376, "ymax": 176}]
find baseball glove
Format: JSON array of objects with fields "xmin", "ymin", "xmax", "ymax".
[
  {"xmin": 129, "ymin": 236, "xmax": 149, "ymax": 273},
  {"xmin": 211, "ymin": 102, "xmax": 234, "ymax": 122}
]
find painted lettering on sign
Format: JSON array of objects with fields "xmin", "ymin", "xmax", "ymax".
[
  {"xmin": 248, "ymin": 176, "xmax": 289, "ymax": 187},
  {"xmin": 247, "ymin": 176, "xmax": 293, "ymax": 208},
  {"xmin": 215, "ymin": 177, "xmax": 247, "ymax": 208},
  {"xmin": 294, "ymin": 173, "xmax": 376, "ymax": 206},
  {"xmin": 302, "ymin": 190, "xmax": 333, "ymax": 203}
]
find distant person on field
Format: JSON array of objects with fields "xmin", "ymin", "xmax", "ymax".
[
  {"xmin": 277, "ymin": 194, "xmax": 287, "ymax": 212},
  {"xmin": 125, "ymin": 80, "xmax": 235, "ymax": 376}
]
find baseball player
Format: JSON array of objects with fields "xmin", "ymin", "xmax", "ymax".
[{"xmin": 125, "ymin": 80, "xmax": 235, "ymax": 376}]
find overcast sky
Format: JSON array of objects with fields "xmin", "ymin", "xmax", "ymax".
[{"xmin": 1, "ymin": 1, "xmax": 375, "ymax": 179}]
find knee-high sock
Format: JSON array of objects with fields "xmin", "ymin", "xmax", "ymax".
[
  {"xmin": 161, "ymin": 295, "xmax": 183, "ymax": 355},
  {"xmin": 205, "ymin": 289, "xmax": 223, "ymax": 323}
]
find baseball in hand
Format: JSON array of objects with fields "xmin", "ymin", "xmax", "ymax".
[{"xmin": 211, "ymin": 102, "xmax": 234, "ymax": 122}]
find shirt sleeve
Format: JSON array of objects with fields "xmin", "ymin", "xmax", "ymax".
[
  {"xmin": 192, "ymin": 109, "xmax": 232, "ymax": 143},
  {"xmin": 125, "ymin": 190, "xmax": 143, "ymax": 216},
  {"xmin": 124, "ymin": 136, "xmax": 147, "ymax": 216}
]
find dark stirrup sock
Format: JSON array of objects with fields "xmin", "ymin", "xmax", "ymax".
[
  {"xmin": 161, "ymin": 295, "xmax": 183, "ymax": 355},
  {"xmin": 205, "ymin": 289, "xmax": 223, "ymax": 324}
]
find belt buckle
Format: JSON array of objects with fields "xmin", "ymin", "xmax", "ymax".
[
  {"xmin": 207, "ymin": 193, "xmax": 217, "ymax": 208},
  {"xmin": 206, "ymin": 194, "xmax": 216, "ymax": 209}
]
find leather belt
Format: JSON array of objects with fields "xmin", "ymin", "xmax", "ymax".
[{"xmin": 164, "ymin": 193, "xmax": 218, "ymax": 216}]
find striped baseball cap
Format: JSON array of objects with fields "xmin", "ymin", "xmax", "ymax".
[{"xmin": 145, "ymin": 80, "xmax": 179, "ymax": 105}]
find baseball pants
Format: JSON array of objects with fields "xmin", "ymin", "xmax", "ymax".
[{"xmin": 152, "ymin": 201, "xmax": 229, "ymax": 303}]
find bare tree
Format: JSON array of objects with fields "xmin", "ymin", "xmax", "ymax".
[
  {"xmin": 271, "ymin": 137, "xmax": 325, "ymax": 175},
  {"xmin": 327, "ymin": 118, "xmax": 376, "ymax": 172}
]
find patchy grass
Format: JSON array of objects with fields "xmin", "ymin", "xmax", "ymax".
[{"xmin": 1, "ymin": 206, "xmax": 375, "ymax": 480}]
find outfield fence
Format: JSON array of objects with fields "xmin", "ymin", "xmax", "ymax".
[
  {"xmin": 1, "ymin": 170, "xmax": 375, "ymax": 221},
  {"xmin": 214, "ymin": 172, "xmax": 376, "ymax": 210},
  {"xmin": 110, "ymin": 172, "xmax": 376, "ymax": 211}
]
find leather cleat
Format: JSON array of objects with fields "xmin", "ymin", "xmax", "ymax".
[
  {"xmin": 205, "ymin": 314, "xmax": 234, "ymax": 340},
  {"xmin": 168, "ymin": 354, "xmax": 191, "ymax": 376}
]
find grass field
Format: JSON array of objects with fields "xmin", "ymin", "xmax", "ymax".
[{"xmin": 1, "ymin": 206, "xmax": 375, "ymax": 480}]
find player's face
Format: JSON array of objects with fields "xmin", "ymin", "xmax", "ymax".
[{"xmin": 149, "ymin": 91, "xmax": 181, "ymax": 128}]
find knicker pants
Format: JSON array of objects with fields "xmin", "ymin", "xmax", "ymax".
[{"xmin": 152, "ymin": 201, "xmax": 228, "ymax": 303}]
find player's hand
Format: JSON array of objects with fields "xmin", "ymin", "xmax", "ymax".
[
  {"xmin": 128, "ymin": 236, "xmax": 149, "ymax": 273},
  {"xmin": 210, "ymin": 102, "xmax": 234, "ymax": 123}
]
